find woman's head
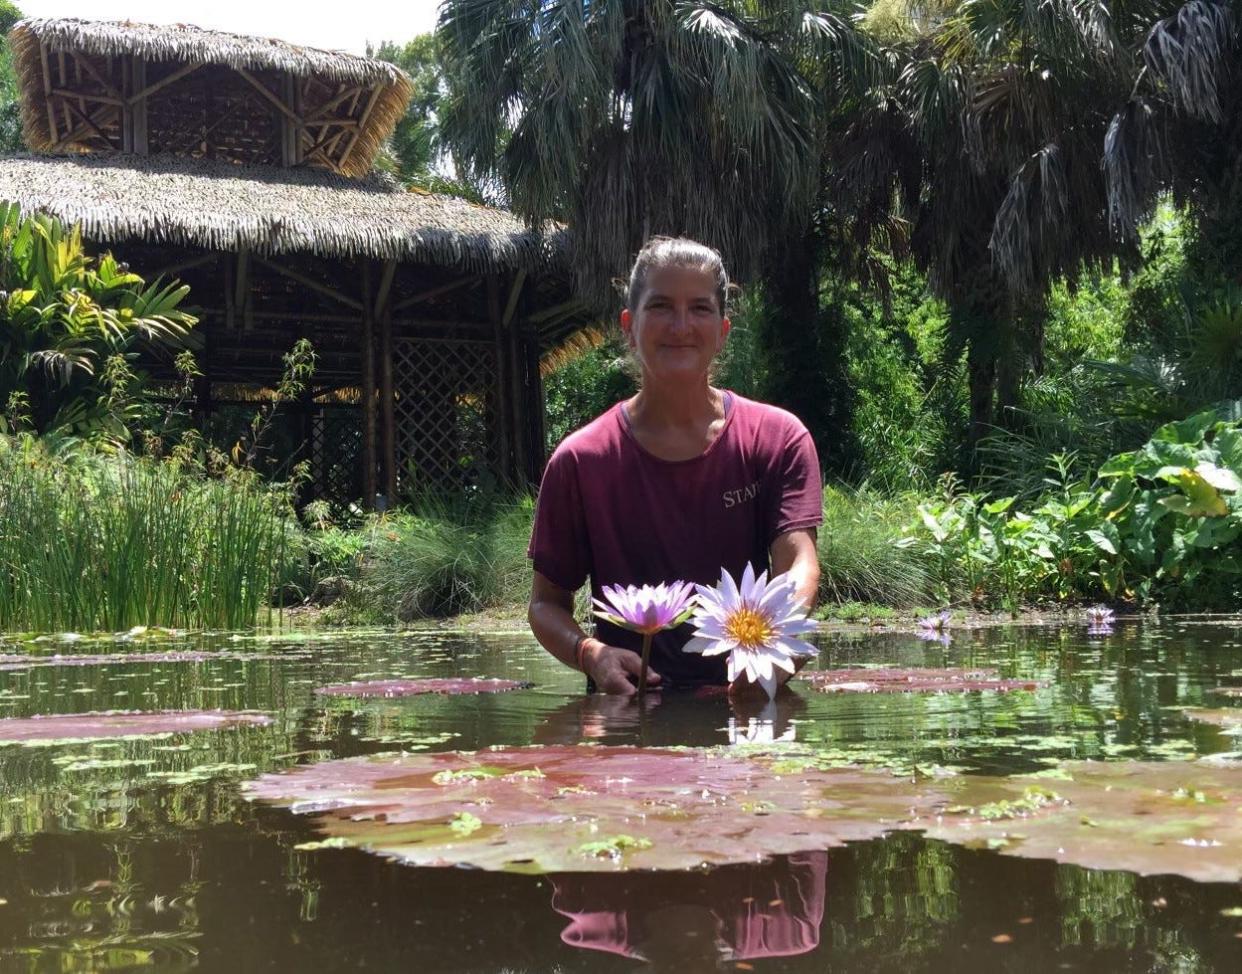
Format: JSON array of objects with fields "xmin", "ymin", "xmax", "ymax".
[
  {"xmin": 621, "ymin": 237, "xmax": 732, "ymax": 384},
  {"xmin": 626, "ymin": 237, "xmax": 730, "ymax": 315}
]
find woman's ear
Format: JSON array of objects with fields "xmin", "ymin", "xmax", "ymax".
[
  {"xmin": 620, "ymin": 307, "xmax": 635, "ymax": 346},
  {"xmin": 719, "ymin": 315, "xmax": 732, "ymax": 347}
]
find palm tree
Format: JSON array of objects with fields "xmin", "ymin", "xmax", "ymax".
[
  {"xmin": 437, "ymin": 1, "xmax": 876, "ymax": 466},
  {"xmin": 833, "ymin": 0, "xmax": 1166, "ymax": 453},
  {"xmin": 1104, "ymin": 0, "xmax": 1242, "ymax": 280}
]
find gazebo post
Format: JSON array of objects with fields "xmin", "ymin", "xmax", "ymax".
[
  {"xmin": 360, "ymin": 260, "xmax": 377, "ymax": 509},
  {"xmin": 375, "ymin": 259, "xmax": 397, "ymax": 504},
  {"xmin": 488, "ymin": 275, "xmax": 512, "ymax": 483}
]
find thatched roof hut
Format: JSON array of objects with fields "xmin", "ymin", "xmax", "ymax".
[
  {"xmin": 0, "ymin": 17, "xmax": 594, "ymax": 510},
  {"xmin": 0, "ymin": 152, "xmax": 565, "ymax": 272},
  {"xmin": 9, "ymin": 17, "xmax": 411, "ymax": 177}
]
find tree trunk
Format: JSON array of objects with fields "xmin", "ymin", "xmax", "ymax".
[{"xmin": 759, "ymin": 232, "xmax": 857, "ymax": 478}]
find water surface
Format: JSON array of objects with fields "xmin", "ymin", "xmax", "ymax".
[{"xmin": 1, "ymin": 620, "xmax": 1241, "ymax": 971}]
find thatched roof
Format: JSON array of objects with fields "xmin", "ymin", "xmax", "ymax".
[
  {"xmin": 0, "ymin": 152, "xmax": 566, "ymax": 273},
  {"xmin": 9, "ymin": 18, "xmax": 413, "ymax": 178}
]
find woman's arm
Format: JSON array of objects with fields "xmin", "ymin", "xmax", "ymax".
[
  {"xmin": 528, "ymin": 571, "xmax": 662, "ymax": 695},
  {"xmin": 770, "ymin": 528, "xmax": 819, "ymax": 610}
]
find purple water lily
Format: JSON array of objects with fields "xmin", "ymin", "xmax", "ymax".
[
  {"xmin": 592, "ymin": 581, "xmax": 697, "ymax": 636},
  {"xmin": 593, "ymin": 581, "xmax": 696, "ymax": 697},
  {"xmin": 1085, "ymin": 605, "xmax": 1115, "ymax": 627},
  {"xmin": 917, "ymin": 610, "xmax": 952, "ymax": 633}
]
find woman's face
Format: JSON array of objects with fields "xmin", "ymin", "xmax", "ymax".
[{"xmin": 621, "ymin": 264, "xmax": 730, "ymax": 386}]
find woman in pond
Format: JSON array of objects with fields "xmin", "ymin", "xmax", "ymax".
[{"xmin": 528, "ymin": 237, "xmax": 822, "ymax": 695}]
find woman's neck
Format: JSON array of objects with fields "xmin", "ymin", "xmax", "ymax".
[{"xmin": 628, "ymin": 378, "xmax": 722, "ymax": 430}]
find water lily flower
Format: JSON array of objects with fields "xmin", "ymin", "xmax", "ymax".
[
  {"xmin": 593, "ymin": 581, "xmax": 696, "ymax": 696},
  {"xmin": 1085, "ymin": 605, "xmax": 1115, "ymax": 627},
  {"xmin": 682, "ymin": 564, "xmax": 818, "ymax": 699},
  {"xmin": 917, "ymin": 610, "xmax": 952, "ymax": 633}
]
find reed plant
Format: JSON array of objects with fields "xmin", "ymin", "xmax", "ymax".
[{"xmin": 0, "ymin": 436, "xmax": 296, "ymax": 632}]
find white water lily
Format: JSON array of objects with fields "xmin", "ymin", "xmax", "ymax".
[{"xmin": 683, "ymin": 563, "xmax": 818, "ymax": 699}]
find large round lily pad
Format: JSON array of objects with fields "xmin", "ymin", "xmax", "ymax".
[
  {"xmin": 799, "ymin": 666, "xmax": 1044, "ymax": 694},
  {"xmin": 0, "ymin": 710, "xmax": 272, "ymax": 744},
  {"xmin": 248, "ymin": 745, "xmax": 1242, "ymax": 883},
  {"xmin": 314, "ymin": 678, "xmax": 533, "ymax": 698},
  {"xmin": 245, "ymin": 745, "xmax": 953, "ymax": 872}
]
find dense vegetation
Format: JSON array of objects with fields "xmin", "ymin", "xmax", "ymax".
[{"xmin": 0, "ymin": 1, "xmax": 1239, "ymax": 629}]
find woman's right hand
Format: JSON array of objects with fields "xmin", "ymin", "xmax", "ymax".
[{"xmin": 581, "ymin": 639, "xmax": 663, "ymax": 695}]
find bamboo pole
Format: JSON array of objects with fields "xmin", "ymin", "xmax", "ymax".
[
  {"xmin": 361, "ymin": 261, "xmax": 377, "ymax": 509},
  {"xmin": 381, "ymin": 303, "xmax": 397, "ymax": 502},
  {"xmin": 488, "ymin": 275, "xmax": 512, "ymax": 482}
]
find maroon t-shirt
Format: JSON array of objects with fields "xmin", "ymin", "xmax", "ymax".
[{"xmin": 528, "ymin": 393, "xmax": 822, "ymax": 685}]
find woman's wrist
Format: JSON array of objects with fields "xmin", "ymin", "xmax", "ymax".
[{"xmin": 573, "ymin": 634, "xmax": 598, "ymax": 674}]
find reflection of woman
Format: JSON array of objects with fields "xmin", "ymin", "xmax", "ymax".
[
  {"xmin": 528, "ymin": 238, "xmax": 822, "ymax": 694},
  {"xmin": 549, "ymin": 851, "xmax": 828, "ymax": 967}
]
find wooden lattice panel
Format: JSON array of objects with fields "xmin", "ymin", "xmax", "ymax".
[
  {"xmin": 310, "ymin": 405, "xmax": 363, "ymax": 516},
  {"xmin": 393, "ymin": 338, "xmax": 501, "ymax": 490}
]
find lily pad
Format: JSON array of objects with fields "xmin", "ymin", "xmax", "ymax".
[
  {"xmin": 927, "ymin": 760, "xmax": 1242, "ymax": 884},
  {"xmin": 1181, "ymin": 708, "xmax": 1242, "ymax": 731},
  {"xmin": 248, "ymin": 745, "xmax": 1242, "ymax": 883},
  {"xmin": 799, "ymin": 667, "xmax": 1045, "ymax": 694},
  {"xmin": 314, "ymin": 678, "xmax": 533, "ymax": 698},
  {"xmin": 0, "ymin": 651, "xmax": 218, "ymax": 672},
  {"xmin": 245, "ymin": 744, "xmax": 953, "ymax": 873},
  {"xmin": 0, "ymin": 710, "xmax": 272, "ymax": 745}
]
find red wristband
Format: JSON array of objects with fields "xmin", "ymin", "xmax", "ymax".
[{"xmin": 573, "ymin": 634, "xmax": 592, "ymax": 672}]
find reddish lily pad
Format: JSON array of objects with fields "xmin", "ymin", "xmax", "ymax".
[
  {"xmin": 314, "ymin": 678, "xmax": 533, "ymax": 698},
  {"xmin": 0, "ymin": 710, "xmax": 272, "ymax": 744},
  {"xmin": 0, "ymin": 651, "xmax": 218, "ymax": 672},
  {"xmin": 1181, "ymin": 708, "xmax": 1242, "ymax": 730},
  {"xmin": 245, "ymin": 744, "xmax": 953, "ymax": 873},
  {"xmin": 799, "ymin": 667, "xmax": 1045, "ymax": 694},
  {"xmin": 248, "ymin": 745, "xmax": 1242, "ymax": 883},
  {"xmin": 927, "ymin": 760, "xmax": 1242, "ymax": 884}
]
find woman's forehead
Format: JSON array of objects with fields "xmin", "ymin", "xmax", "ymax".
[{"xmin": 640, "ymin": 263, "xmax": 719, "ymax": 300}]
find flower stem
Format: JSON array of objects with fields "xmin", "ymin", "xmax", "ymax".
[{"xmin": 637, "ymin": 632, "xmax": 653, "ymax": 698}]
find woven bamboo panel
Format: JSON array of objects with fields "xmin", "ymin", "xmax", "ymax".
[
  {"xmin": 309, "ymin": 405, "xmax": 363, "ymax": 516},
  {"xmin": 393, "ymin": 338, "xmax": 501, "ymax": 491}
]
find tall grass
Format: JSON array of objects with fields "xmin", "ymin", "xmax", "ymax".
[
  {"xmin": 348, "ymin": 493, "xmax": 535, "ymax": 620},
  {"xmin": 0, "ymin": 437, "xmax": 296, "ymax": 632},
  {"xmin": 817, "ymin": 485, "xmax": 932, "ymax": 608}
]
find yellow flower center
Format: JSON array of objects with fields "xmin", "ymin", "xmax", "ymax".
[{"xmin": 724, "ymin": 607, "xmax": 774, "ymax": 650}]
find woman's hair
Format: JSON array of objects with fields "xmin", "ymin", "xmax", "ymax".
[{"xmin": 625, "ymin": 237, "xmax": 731, "ymax": 314}]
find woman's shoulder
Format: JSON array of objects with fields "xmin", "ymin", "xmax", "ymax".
[{"xmin": 728, "ymin": 393, "xmax": 812, "ymax": 440}]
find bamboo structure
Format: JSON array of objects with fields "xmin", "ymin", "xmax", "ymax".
[{"xmin": 0, "ymin": 17, "xmax": 597, "ymax": 513}]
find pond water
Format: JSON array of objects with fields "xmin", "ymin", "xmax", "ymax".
[{"xmin": 1, "ymin": 620, "xmax": 1241, "ymax": 972}]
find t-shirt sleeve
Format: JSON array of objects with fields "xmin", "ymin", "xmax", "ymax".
[
  {"xmin": 527, "ymin": 446, "xmax": 591, "ymax": 592},
  {"xmin": 766, "ymin": 423, "xmax": 823, "ymax": 539}
]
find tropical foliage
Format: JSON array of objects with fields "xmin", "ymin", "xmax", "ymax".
[{"xmin": 0, "ymin": 204, "xmax": 196, "ymax": 444}]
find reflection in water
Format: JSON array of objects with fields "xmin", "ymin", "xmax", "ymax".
[
  {"xmin": 550, "ymin": 852, "xmax": 826, "ymax": 968},
  {"xmin": 533, "ymin": 684, "xmax": 806, "ymax": 748}
]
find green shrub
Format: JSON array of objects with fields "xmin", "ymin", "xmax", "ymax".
[
  {"xmin": 904, "ymin": 403, "xmax": 1242, "ymax": 609},
  {"xmin": 0, "ymin": 436, "xmax": 298, "ymax": 632}
]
